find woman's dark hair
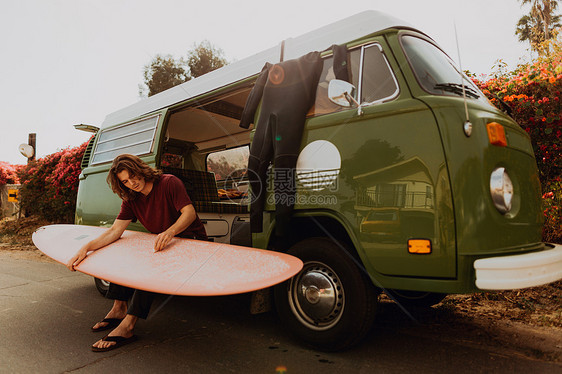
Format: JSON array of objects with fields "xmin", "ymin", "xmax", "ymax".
[{"xmin": 107, "ymin": 154, "xmax": 162, "ymax": 201}]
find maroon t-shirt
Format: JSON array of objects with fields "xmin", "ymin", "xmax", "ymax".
[{"xmin": 117, "ymin": 174, "xmax": 207, "ymax": 240}]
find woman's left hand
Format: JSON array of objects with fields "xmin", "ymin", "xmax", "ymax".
[
  {"xmin": 154, "ymin": 204, "xmax": 195, "ymax": 252},
  {"xmin": 154, "ymin": 230, "xmax": 175, "ymax": 252}
]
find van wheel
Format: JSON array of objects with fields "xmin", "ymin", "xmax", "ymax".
[
  {"xmin": 274, "ymin": 237, "xmax": 378, "ymax": 351},
  {"xmin": 94, "ymin": 278, "xmax": 110, "ymax": 296},
  {"xmin": 386, "ymin": 289, "xmax": 446, "ymax": 308}
]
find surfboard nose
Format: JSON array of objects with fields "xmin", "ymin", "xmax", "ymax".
[{"xmin": 32, "ymin": 225, "xmax": 47, "ymax": 243}]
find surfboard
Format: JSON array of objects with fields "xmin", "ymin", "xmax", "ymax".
[{"xmin": 32, "ymin": 224, "xmax": 303, "ymax": 296}]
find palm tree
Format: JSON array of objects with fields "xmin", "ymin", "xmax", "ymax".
[{"xmin": 516, "ymin": 0, "xmax": 561, "ymax": 53}]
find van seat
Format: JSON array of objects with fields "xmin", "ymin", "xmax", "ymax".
[
  {"xmin": 163, "ymin": 167, "xmax": 219, "ymax": 202},
  {"xmin": 163, "ymin": 167, "xmax": 248, "ymax": 214}
]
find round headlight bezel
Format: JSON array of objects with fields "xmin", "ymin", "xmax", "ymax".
[{"xmin": 490, "ymin": 167, "xmax": 513, "ymax": 214}]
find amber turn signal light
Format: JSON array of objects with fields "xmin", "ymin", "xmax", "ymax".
[
  {"xmin": 408, "ymin": 239, "xmax": 432, "ymax": 254},
  {"xmin": 486, "ymin": 122, "xmax": 507, "ymax": 147}
]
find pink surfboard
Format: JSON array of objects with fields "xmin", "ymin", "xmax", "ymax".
[{"xmin": 32, "ymin": 224, "xmax": 303, "ymax": 296}]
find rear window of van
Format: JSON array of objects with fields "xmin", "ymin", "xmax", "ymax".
[{"xmin": 91, "ymin": 115, "xmax": 159, "ymax": 165}]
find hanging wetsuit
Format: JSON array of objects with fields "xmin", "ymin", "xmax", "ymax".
[
  {"xmin": 240, "ymin": 51, "xmax": 323, "ymax": 236},
  {"xmin": 331, "ymin": 44, "xmax": 350, "ymax": 83}
]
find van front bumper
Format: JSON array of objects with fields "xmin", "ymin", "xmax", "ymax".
[{"xmin": 474, "ymin": 243, "xmax": 562, "ymax": 290}]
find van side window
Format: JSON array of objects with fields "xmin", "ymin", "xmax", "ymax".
[
  {"xmin": 360, "ymin": 44, "xmax": 399, "ymax": 104},
  {"xmin": 91, "ymin": 115, "xmax": 159, "ymax": 165},
  {"xmin": 206, "ymin": 146, "xmax": 249, "ymax": 182}
]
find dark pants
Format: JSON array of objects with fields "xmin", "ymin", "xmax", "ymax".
[{"xmin": 106, "ymin": 283, "xmax": 156, "ymax": 320}]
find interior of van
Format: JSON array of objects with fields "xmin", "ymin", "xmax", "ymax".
[{"xmin": 161, "ymin": 86, "xmax": 254, "ymax": 245}]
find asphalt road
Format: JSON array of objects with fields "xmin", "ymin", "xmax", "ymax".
[{"xmin": 1, "ymin": 251, "xmax": 560, "ymax": 374}]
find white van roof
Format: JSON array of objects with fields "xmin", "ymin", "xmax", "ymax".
[{"xmin": 101, "ymin": 10, "xmax": 420, "ymax": 129}]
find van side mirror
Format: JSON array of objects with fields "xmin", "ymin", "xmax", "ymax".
[{"xmin": 328, "ymin": 80, "xmax": 358, "ymax": 107}]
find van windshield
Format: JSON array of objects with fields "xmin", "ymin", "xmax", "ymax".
[{"xmin": 401, "ymin": 35, "xmax": 487, "ymax": 103}]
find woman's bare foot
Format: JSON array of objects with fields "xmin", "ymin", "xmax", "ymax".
[
  {"xmin": 91, "ymin": 300, "xmax": 128, "ymax": 331},
  {"xmin": 92, "ymin": 314, "xmax": 138, "ymax": 350}
]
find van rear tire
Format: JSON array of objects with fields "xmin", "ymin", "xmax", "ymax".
[{"xmin": 274, "ymin": 237, "xmax": 378, "ymax": 351}]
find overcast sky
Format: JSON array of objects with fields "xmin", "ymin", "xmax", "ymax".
[{"xmin": 0, "ymin": 0, "xmax": 534, "ymax": 165}]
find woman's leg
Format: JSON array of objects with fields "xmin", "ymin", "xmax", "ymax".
[
  {"xmin": 126, "ymin": 289, "xmax": 156, "ymax": 320},
  {"xmin": 92, "ymin": 289, "xmax": 155, "ymax": 350},
  {"xmin": 91, "ymin": 283, "xmax": 132, "ymax": 330}
]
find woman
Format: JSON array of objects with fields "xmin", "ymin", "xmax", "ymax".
[{"xmin": 67, "ymin": 154, "xmax": 207, "ymax": 352}]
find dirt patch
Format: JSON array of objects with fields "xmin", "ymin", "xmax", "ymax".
[
  {"xmin": 0, "ymin": 215, "xmax": 51, "ymax": 246},
  {"xmin": 0, "ymin": 216, "xmax": 57, "ymax": 262},
  {"xmin": 437, "ymin": 285, "xmax": 562, "ymax": 363},
  {"xmin": 376, "ymin": 297, "xmax": 562, "ymax": 363},
  {"xmin": 443, "ymin": 284, "xmax": 562, "ymax": 329}
]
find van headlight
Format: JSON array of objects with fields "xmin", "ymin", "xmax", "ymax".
[{"xmin": 490, "ymin": 167, "xmax": 513, "ymax": 214}]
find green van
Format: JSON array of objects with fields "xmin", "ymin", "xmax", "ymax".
[{"xmin": 75, "ymin": 11, "xmax": 562, "ymax": 351}]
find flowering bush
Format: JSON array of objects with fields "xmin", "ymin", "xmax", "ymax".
[
  {"xmin": 476, "ymin": 63, "xmax": 561, "ymax": 183},
  {"xmin": 542, "ymin": 181, "xmax": 561, "ymax": 243},
  {"xmin": 473, "ymin": 41, "xmax": 561, "ymax": 243},
  {"xmin": 16, "ymin": 141, "xmax": 88, "ymax": 223},
  {"xmin": 0, "ymin": 162, "xmax": 21, "ymax": 185}
]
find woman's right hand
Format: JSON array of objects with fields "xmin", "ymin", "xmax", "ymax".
[
  {"xmin": 66, "ymin": 247, "xmax": 88, "ymax": 271},
  {"xmin": 65, "ymin": 219, "xmax": 131, "ymax": 272}
]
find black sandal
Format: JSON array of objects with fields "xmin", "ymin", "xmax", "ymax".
[
  {"xmin": 91, "ymin": 318, "xmax": 123, "ymax": 332},
  {"xmin": 91, "ymin": 335, "xmax": 138, "ymax": 352}
]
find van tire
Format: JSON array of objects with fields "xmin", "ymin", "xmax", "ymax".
[
  {"xmin": 274, "ymin": 237, "xmax": 378, "ymax": 351},
  {"xmin": 386, "ymin": 289, "xmax": 446, "ymax": 308}
]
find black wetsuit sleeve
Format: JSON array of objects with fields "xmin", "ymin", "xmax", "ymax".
[
  {"xmin": 239, "ymin": 63, "xmax": 271, "ymax": 129},
  {"xmin": 332, "ymin": 44, "xmax": 350, "ymax": 82}
]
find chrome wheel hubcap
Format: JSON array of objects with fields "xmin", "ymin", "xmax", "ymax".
[{"xmin": 288, "ymin": 262, "xmax": 344, "ymax": 331}]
